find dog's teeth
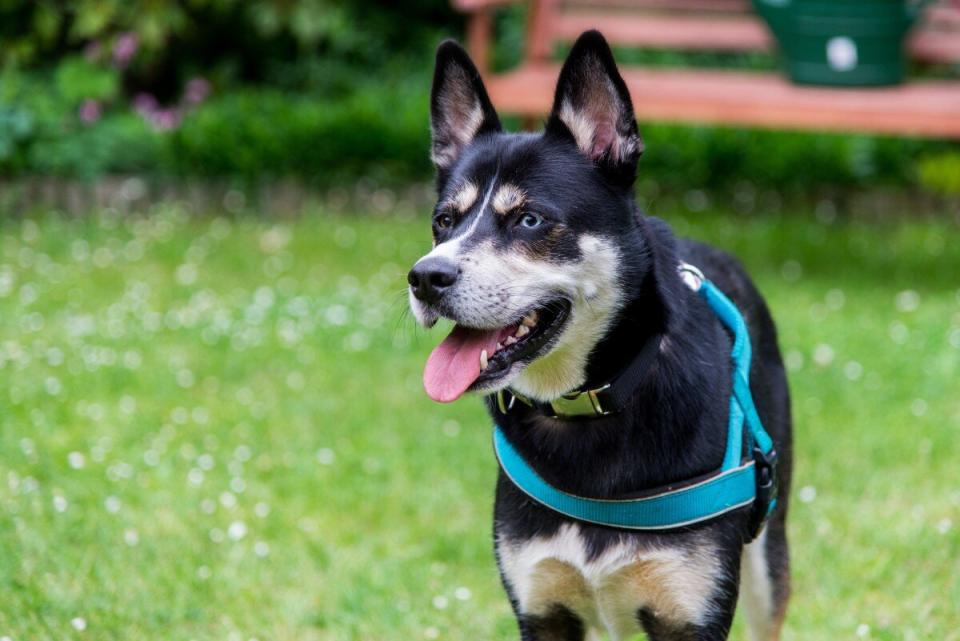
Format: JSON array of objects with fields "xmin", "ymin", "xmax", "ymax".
[
  {"xmin": 496, "ymin": 342, "xmax": 503, "ymax": 351},
  {"xmin": 504, "ymin": 336, "xmax": 517, "ymax": 346},
  {"xmin": 515, "ymin": 324, "xmax": 530, "ymax": 338},
  {"xmin": 480, "ymin": 349, "xmax": 488, "ymax": 371},
  {"xmin": 522, "ymin": 313, "xmax": 537, "ymax": 327}
]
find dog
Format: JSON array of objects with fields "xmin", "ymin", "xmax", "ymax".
[{"xmin": 407, "ymin": 31, "xmax": 793, "ymax": 641}]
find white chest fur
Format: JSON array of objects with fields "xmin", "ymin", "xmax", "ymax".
[{"xmin": 497, "ymin": 524, "xmax": 723, "ymax": 640}]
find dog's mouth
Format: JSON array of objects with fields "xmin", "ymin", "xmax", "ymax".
[{"xmin": 422, "ymin": 298, "xmax": 572, "ymax": 403}]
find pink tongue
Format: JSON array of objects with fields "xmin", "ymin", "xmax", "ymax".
[{"xmin": 424, "ymin": 325, "xmax": 502, "ymax": 403}]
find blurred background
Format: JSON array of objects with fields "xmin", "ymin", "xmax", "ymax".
[{"xmin": 0, "ymin": 1, "xmax": 958, "ymax": 640}]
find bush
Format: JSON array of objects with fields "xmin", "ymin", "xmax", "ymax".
[
  {"xmin": 0, "ymin": 64, "xmax": 433, "ymax": 185},
  {"xmin": 638, "ymin": 124, "xmax": 943, "ymax": 194},
  {"xmin": 165, "ymin": 86, "xmax": 430, "ymax": 184},
  {"xmin": 918, "ymin": 151, "xmax": 960, "ymax": 196},
  {"xmin": 0, "ymin": 1, "xmax": 457, "ymax": 98}
]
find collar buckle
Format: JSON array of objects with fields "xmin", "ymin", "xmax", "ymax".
[
  {"xmin": 495, "ymin": 389, "xmax": 517, "ymax": 414},
  {"xmin": 550, "ymin": 384, "xmax": 612, "ymax": 417},
  {"xmin": 496, "ymin": 385, "xmax": 612, "ymax": 418}
]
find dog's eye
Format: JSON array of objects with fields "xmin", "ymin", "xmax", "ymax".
[
  {"xmin": 518, "ymin": 213, "xmax": 543, "ymax": 229},
  {"xmin": 434, "ymin": 213, "xmax": 453, "ymax": 230}
]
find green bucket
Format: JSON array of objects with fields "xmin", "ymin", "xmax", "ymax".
[{"xmin": 752, "ymin": 0, "xmax": 931, "ymax": 86}]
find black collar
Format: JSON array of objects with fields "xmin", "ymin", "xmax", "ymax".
[{"xmin": 493, "ymin": 334, "xmax": 662, "ymax": 419}]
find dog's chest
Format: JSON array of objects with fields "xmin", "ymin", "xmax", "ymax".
[{"xmin": 497, "ymin": 524, "xmax": 721, "ymax": 639}]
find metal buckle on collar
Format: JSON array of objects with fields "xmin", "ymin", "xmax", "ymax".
[
  {"xmin": 496, "ymin": 389, "xmax": 517, "ymax": 414},
  {"xmin": 748, "ymin": 445, "xmax": 779, "ymax": 541},
  {"xmin": 550, "ymin": 384, "xmax": 612, "ymax": 417},
  {"xmin": 496, "ymin": 385, "xmax": 612, "ymax": 418}
]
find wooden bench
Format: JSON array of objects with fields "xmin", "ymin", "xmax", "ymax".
[{"xmin": 453, "ymin": 0, "xmax": 960, "ymax": 138}]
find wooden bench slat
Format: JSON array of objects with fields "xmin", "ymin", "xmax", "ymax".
[
  {"xmin": 551, "ymin": 10, "xmax": 960, "ymax": 63},
  {"xmin": 552, "ymin": 13, "xmax": 772, "ymax": 51},
  {"xmin": 908, "ymin": 29, "xmax": 960, "ymax": 62},
  {"xmin": 562, "ymin": 0, "xmax": 750, "ymax": 12},
  {"xmin": 485, "ymin": 64, "xmax": 960, "ymax": 138}
]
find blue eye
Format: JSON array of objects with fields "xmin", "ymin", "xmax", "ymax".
[{"xmin": 518, "ymin": 213, "xmax": 543, "ymax": 229}]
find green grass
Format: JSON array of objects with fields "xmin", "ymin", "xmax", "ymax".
[{"xmin": 0, "ymin": 204, "xmax": 958, "ymax": 641}]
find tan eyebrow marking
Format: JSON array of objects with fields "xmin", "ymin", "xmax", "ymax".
[
  {"xmin": 445, "ymin": 181, "xmax": 479, "ymax": 213},
  {"xmin": 492, "ymin": 184, "xmax": 526, "ymax": 215}
]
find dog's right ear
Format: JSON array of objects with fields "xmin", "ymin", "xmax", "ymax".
[
  {"xmin": 430, "ymin": 40, "xmax": 502, "ymax": 172},
  {"xmin": 545, "ymin": 31, "xmax": 642, "ymax": 188}
]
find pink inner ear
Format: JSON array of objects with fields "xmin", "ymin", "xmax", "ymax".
[{"xmin": 590, "ymin": 122, "xmax": 619, "ymax": 162}]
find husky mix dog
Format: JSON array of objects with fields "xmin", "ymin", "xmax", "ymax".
[{"xmin": 407, "ymin": 31, "xmax": 793, "ymax": 641}]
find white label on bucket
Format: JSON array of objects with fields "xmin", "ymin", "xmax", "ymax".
[{"xmin": 827, "ymin": 36, "xmax": 858, "ymax": 72}]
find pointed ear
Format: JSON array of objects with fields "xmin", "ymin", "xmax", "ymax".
[
  {"xmin": 430, "ymin": 40, "xmax": 502, "ymax": 171},
  {"xmin": 546, "ymin": 31, "xmax": 643, "ymax": 187}
]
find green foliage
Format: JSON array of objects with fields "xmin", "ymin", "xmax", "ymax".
[
  {"xmin": 638, "ymin": 124, "xmax": 943, "ymax": 193},
  {"xmin": 1, "ymin": 0, "xmax": 350, "ymax": 66},
  {"xmin": 165, "ymin": 86, "xmax": 430, "ymax": 184},
  {"xmin": 27, "ymin": 112, "xmax": 159, "ymax": 179},
  {"xmin": 0, "ymin": 0, "xmax": 457, "ymax": 97},
  {"xmin": 0, "ymin": 103, "xmax": 33, "ymax": 162},
  {"xmin": 0, "ymin": 66, "xmax": 153, "ymax": 178},
  {"xmin": 53, "ymin": 55, "xmax": 120, "ymax": 104},
  {"xmin": 918, "ymin": 151, "xmax": 960, "ymax": 195},
  {"xmin": 0, "ymin": 206, "xmax": 958, "ymax": 639}
]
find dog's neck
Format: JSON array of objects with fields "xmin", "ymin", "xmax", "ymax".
[
  {"xmin": 580, "ymin": 236, "xmax": 672, "ymax": 389},
  {"xmin": 581, "ymin": 281, "xmax": 664, "ymax": 390}
]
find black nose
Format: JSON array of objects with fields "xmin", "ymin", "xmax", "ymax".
[{"xmin": 408, "ymin": 257, "xmax": 459, "ymax": 304}]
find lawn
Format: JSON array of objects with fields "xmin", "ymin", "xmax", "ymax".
[{"xmin": 0, "ymin": 203, "xmax": 958, "ymax": 641}]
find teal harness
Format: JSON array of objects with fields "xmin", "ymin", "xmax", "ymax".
[{"xmin": 492, "ymin": 264, "xmax": 778, "ymax": 537}]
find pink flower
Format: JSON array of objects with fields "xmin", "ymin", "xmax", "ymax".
[
  {"xmin": 79, "ymin": 99, "xmax": 101, "ymax": 124},
  {"xmin": 113, "ymin": 32, "xmax": 139, "ymax": 68},
  {"xmin": 150, "ymin": 108, "xmax": 182, "ymax": 132},
  {"xmin": 133, "ymin": 92, "xmax": 158, "ymax": 116},
  {"xmin": 184, "ymin": 77, "xmax": 211, "ymax": 106}
]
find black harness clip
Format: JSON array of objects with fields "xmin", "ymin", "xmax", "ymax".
[{"xmin": 748, "ymin": 445, "xmax": 779, "ymax": 542}]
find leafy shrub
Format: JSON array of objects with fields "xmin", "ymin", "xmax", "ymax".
[
  {"xmin": 917, "ymin": 151, "xmax": 960, "ymax": 196},
  {"xmin": 0, "ymin": 104, "xmax": 34, "ymax": 166},
  {"xmin": 54, "ymin": 56, "xmax": 120, "ymax": 104},
  {"xmin": 25, "ymin": 112, "xmax": 159, "ymax": 179},
  {"xmin": 166, "ymin": 85, "xmax": 430, "ymax": 184},
  {"xmin": 0, "ymin": 1, "xmax": 458, "ymax": 101},
  {"xmin": 638, "ymin": 124, "xmax": 942, "ymax": 194}
]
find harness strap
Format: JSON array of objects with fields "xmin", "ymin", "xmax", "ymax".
[{"xmin": 494, "ymin": 427, "xmax": 758, "ymax": 530}]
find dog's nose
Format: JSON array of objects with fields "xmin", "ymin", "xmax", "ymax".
[{"xmin": 408, "ymin": 257, "xmax": 459, "ymax": 303}]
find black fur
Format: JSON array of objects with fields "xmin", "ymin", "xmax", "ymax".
[{"xmin": 421, "ymin": 32, "xmax": 793, "ymax": 640}]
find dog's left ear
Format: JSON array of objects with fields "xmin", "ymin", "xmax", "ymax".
[
  {"xmin": 430, "ymin": 40, "xmax": 502, "ymax": 172},
  {"xmin": 546, "ymin": 31, "xmax": 643, "ymax": 188}
]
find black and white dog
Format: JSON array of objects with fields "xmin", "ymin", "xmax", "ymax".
[{"xmin": 407, "ymin": 31, "xmax": 793, "ymax": 641}]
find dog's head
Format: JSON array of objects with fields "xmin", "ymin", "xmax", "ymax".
[{"xmin": 409, "ymin": 31, "xmax": 676, "ymax": 404}]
